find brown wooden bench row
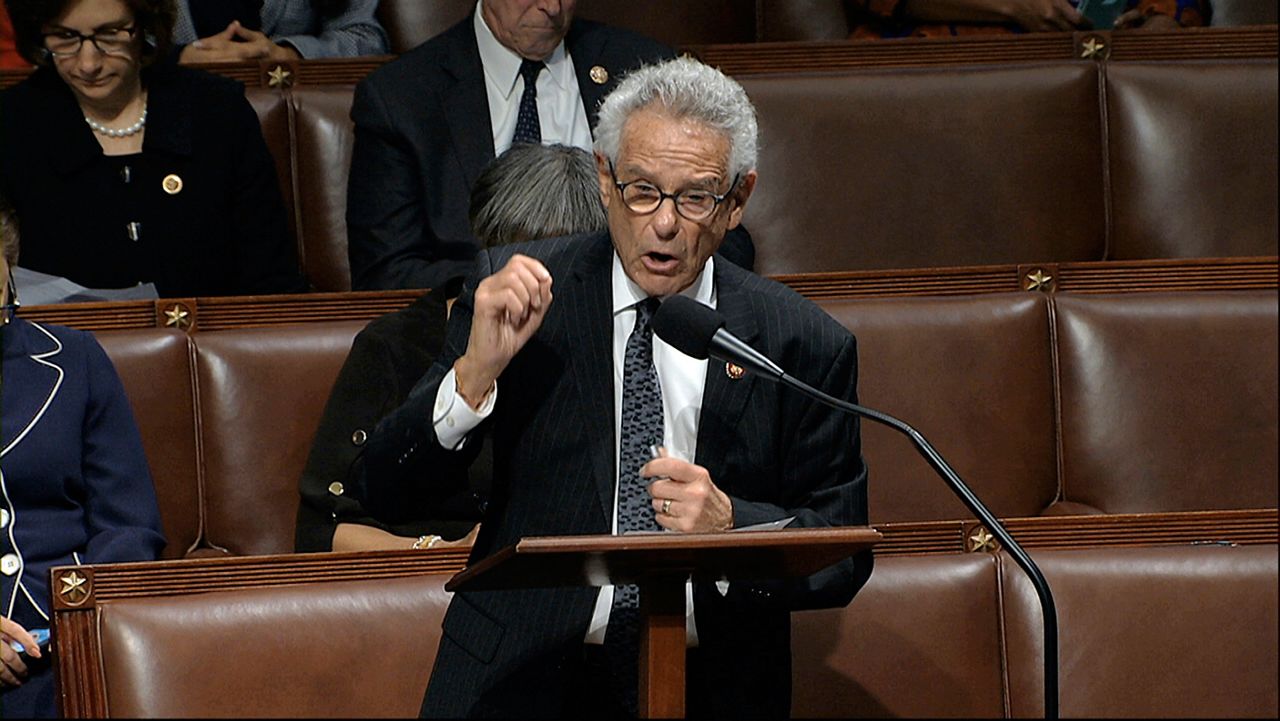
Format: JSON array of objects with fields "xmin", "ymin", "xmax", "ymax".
[
  {"xmin": 18, "ymin": 255, "xmax": 1277, "ymax": 333},
  {"xmin": 50, "ymin": 540, "xmax": 1278, "ymax": 717}
]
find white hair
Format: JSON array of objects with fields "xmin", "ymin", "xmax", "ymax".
[{"xmin": 593, "ymin": 56, "xmax": 758, "ymax": 180}]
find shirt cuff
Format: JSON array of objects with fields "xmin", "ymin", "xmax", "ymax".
[{"xmin": 433, "ymin": 368, "xmax": 496, "ymax": 450}]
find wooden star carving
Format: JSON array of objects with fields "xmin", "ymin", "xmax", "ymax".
[
  {"xmin": 968, "ymin": 526, "xmax": 998, "ymax": 553},
  {"xmin": 1080, "ymin": 37, "xmax": 1108, "ymax": 60},
  {"xmin": 267, "ymin": 65, "xmax": 294, "ymax": 88},
  {"xmin": 60, "ymin": 570, "xmax": 90, "ymax": 605},
  {"xmin": 163, "ymin": 304, "xmax": 191, "ymax": 329},
  {"xmin": 1024, "ymin": 269, "xmax": 1054, "ymax": 292}
]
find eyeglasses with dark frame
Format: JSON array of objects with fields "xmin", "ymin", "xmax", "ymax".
[
  {"xmin": 608, "ymin": 160, "xmax": 740, "ymax": 222},
  {"xmin": 42, "ymin": 25, "xmax": 138, "ymax": 58}
]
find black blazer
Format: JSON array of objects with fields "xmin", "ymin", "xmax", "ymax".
[
  {"xmin": 364, "ymin": 232, "xmax": 873, "ymax": 718},
  {"xmin": 346, "ymin": 15, "xmax": 744, "ymax": 292},
  {"xmin": 294, "ymin": 289, "xmax": 487, "ymax": 552},
  {"xmin": 0, "ymin": 61, "xmax": 307, "ymax": 297}
]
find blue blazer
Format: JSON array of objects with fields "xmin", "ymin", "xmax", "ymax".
[
  {"xmin": 1, "ymin": 317, "xmax": 165, "ymax": 717},
  {"xmin": 364, "ymin": 232, "xmax": 873, "ymax": 718}
]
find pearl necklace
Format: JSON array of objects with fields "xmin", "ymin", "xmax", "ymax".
[{"xmin": 85, "ymin": 103, "xmax": 148, "ymax": 138}]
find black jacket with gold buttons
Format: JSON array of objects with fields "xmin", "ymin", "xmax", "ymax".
[{"xmin": 0, "ymin": 57, "xmax": 308, "ymax": 297}]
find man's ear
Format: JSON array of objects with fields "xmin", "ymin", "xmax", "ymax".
[
  {"xmin": 725, "ymin": 170, "xmax": 757, "ymax": 231},
  {"xmin": 595, "ymin": 152, "xmax": 614, "ymax": 210}
]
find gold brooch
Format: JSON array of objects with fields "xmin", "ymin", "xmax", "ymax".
[
  {"xmin": 589, "ymin": 65, "xmax": 609, "ymax": 85},
  {"xmin": 725, "ymin": 362, "xmax": 745, "ymax": 380}
]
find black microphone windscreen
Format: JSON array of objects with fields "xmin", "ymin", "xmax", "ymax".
[{"xmin": 651, "ymin": 294, "xmax": 724, "ymax": 360}]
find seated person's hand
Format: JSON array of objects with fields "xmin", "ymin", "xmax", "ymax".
[
  {"xmin": 0, "ymin": 617, "xmax": 40, "ymax": 688},
  {"xmin": 644, "ymin": 449, "xmax": 734, "ymax": 534},
  {"xmin": 1113, "ymin": 8, "xmax": 1182, "ymax": 30},
  {"xmin": 1007, "ymin": 0, "xmax": 1091, "ymax": 32},
  {"xmin": 179, "ymin": 21, "xmax": 302, "ymax": 64}
]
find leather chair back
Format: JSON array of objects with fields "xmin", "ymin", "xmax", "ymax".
[
  {"xmin": 97, "ymin": 573, "xmax": 451, "ymax": 717},
  {"xmin": 95, "ymin": 329, "xmax": 201, "ymax": 559},
  {"xmin": 819, "ymin": 293, "xmax": 1060, "ymax": 523},
  {"xmin": 1054, "ymin": 290, "xmax": 1279, "ymax": 513},
  {"xmin": 740, "ymin": 64, "xmax": 1107, "ymax": 276},
  {"xmin": 1000, "ymin": 544, "xmax": 1279, "ymax": 717},
  {"xmin": 192, "ymin": 322, "xmax": 364, "ymax": 555},
  {"xmin": 376, "ymin": 0, "xmax": 472, "ymax": 54},
  {"xmin": 1106, "ymin": 61, "xmax": 1278, "ymax": 261},
  {"xmin": 1209, "ymin": 0, "xmax": 1279, "ymax": 25},
  {"xmin": 292, "ymin": 87, "xmax": 359, "ymax": 292},
  {"xmin": 792, "ymin": 553, "xmax": 1007, "ymax": 717},
  {"xmin": 246, "ymin": 87, "xmax": 299, "ymax": 265}
]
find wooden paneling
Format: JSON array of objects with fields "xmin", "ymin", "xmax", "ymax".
[
  {"xmin": 3, "ymin": 27, "xmax": 1274, "ymax": 91},
  {"xmin": 19, "ymin": 257, "xmax": 1276, "ymax": 333}
]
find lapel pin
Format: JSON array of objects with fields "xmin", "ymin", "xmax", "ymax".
[
  {"xmin": 162, "ymin": 174, "xmax": 183, "ymax": 195},
  {"xmin": 589, "ymin": 65, "xmax": 609, "ymax": 85},
  {"xmin": 725, "ymin": 362, "xmax": 745, "ymax": 380}
]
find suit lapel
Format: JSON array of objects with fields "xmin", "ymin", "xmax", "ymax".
[
  {"xmin": 564, "ymin": 236, "xmax": 619, "ymax": 524},
  {"xmin": 695, "ymin": 263, "xmax": 759, "ymax": 484},
  {"xmin": 1, "ymin": 322, "xmax": 65, "ymax": 458},
  {"xmin": 441, "ymin": 20, "xmax": 496, "ymax": 190},
  {"xmin": 566, "ymin": 24, "xmax": 612, "ymax": 128}
]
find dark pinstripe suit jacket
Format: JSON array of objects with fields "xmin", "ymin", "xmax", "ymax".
[{"xmin": 364, "ymin": 232, "xmax": 873, "ymax": 718}]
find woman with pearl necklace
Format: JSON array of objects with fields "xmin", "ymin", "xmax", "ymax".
[{"xmin": 0, "ymin": 0, "xmax": 308, "ymax": 298}]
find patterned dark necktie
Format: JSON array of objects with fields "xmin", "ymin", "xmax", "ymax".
[
  {"xmin": 512, "ymin": 58, "xmax": 544, "ymax": 145},
  {"xmin": 605, "ymin": 297, "xmax": 664, "ymax": 715}
]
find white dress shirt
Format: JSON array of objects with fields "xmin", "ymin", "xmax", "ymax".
[
  {"xmin": 433, "ymin": 254, "xmax": 716, "ymax": 645},
  {"xmin": 473, "ymin": 5, "xmax": 594, "ymax": 156}
]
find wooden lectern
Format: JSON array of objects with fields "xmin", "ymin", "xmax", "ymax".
[{"xmin": 446, "ymin": 526, "xmax": 880, "ymax": 719}]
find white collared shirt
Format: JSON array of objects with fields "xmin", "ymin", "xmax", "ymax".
[
  {"xmin": 432, "ymin": 254, "xmax": 716, "ymax": 646},
  {"xmin": 473, "ymin": 4, "xmax": 594, "ymax": 156}
]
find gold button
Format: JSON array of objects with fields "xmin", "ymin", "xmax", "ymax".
[
  {"xmin": 328, "ymin": 482, "xmax": 345, "ymax": 496},
  {"xmin": 162, "ymin": 174, "xmax": 183, "ymax": 195},
  {"xmin": 589, "ymin": 65, "xmax": 608, "ymax": 85},
  {"xmin": 351, "ymin": 429, "xmax": 367, "ymax": 446}
]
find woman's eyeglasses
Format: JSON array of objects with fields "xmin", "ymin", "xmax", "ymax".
[{"xmin": 42, "ymin": 25, "xmax": 138, "ymax": 58}]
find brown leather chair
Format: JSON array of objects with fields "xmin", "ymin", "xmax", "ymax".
[
  {"xmin": 575, "ymin": 0, "xmax": 757, "ymax": 46},
  {"xmin": 375, "ymin": 0, "xmax": 472, "ymax": 54},
  {"xmin": 95, "ymin": 572, "xmax": 451, "ymax": 717},
  {"xmin": 192, "ymin": 321, "xmax": 365, "ymax": 555},
  {"xmin": 739, "ymin": 63, "xmax": 1107, "ymax": 276},
  {"xmin": 758, "ymin": 0, "xmax": 853, "ymax": 41},
  {"xmin": 1001, "ymin": 544, "xmax": 1279, "ymax": 718},
  {"xmin": 246, "ymin": 87, "xmax": 299, "ymax": 265},
  {"xmin": 292, "ymin": 86, "xmax": 359, "ymax": 292},
  {"xmin": 1054, "ymin": 290, "xmax": 1279, "ymax": 514},
  {"xmin": 819, "ymin": 293, "xmax": 1060, "ymax": 523},
  {"xmin": 1105, "ymin": 61, "xmax": 1278, "ymax": 261},
  {"xmin": 96, "ymin": 329, "xmax": 202, "ymax": 559},
  {"xmin": 791, "ymin": 553, "xmax": 1007, "ymax": 717},
  {"xmin": 1210, "ymin": 0, "xmax": 1279, "ymax": 26}
]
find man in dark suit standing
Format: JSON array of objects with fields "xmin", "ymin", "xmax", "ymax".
[
  {"xmin": 364, "ymin": 56, "xmax": 871, "ymax": 719},
  {"xmin": 347, "ymin": 0, "xmax": 762, "ymax": 292}
]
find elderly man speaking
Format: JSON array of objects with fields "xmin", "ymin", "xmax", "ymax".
[{"xmin": 364, "ymin": 56, "xmax": 873, "ymax": 719}]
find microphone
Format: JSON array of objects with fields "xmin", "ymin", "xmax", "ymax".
[
  {"xmin": 652, "ymin": 294, "xmax": 1061, "ymax": 720},
  {"xmin": 652, "ymin": 295, "xmax": 784, "ymax": 380}
]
